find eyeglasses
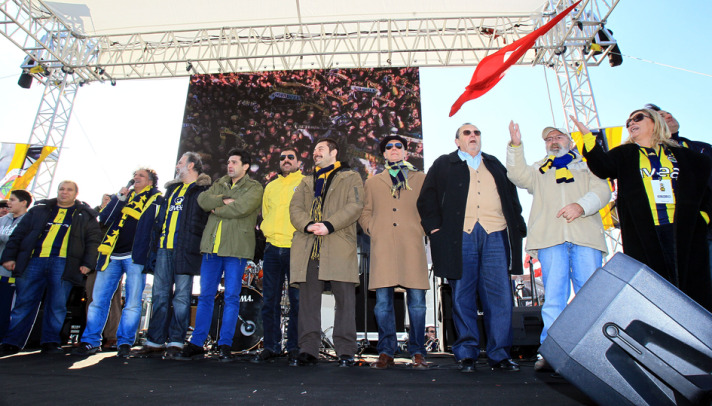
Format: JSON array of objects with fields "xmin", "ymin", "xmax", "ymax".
[
  {"xmin": 461, "ymin": 129, "xmax": 481, "ymax": 136},
  {"xmin": 544, "ymin": 134, "xmax": 569, "ymax": 143},
  {"xmin": 385, "ymin": 143, "xmax": 404, "ymax": 150},
  {"xmin": 626, "ymin": 112, "xmax": 650, "ymax": 128},
  {"xmin": 280, "ymin": 154, "xmax": 296, "ymax": 161}
]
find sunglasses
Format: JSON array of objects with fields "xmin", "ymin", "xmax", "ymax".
[
  {"xmin": 385, "ymin": 143, "xmax": 404, "ymax": 150},
  {"xmin": 626, "ymin": 113, "xmax": 649, "ymax": 128},
  {"xmin": 280, "ymin": 154, "xmax": 296, "ymax": 161},
  {"xmin": 461, "ymin": 129, "xmax": 481, "ymax": 136}
]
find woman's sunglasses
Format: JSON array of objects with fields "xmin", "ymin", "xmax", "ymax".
[{"xmin": 625, "ymin": 113, "xmax": 649, "ymax": 128}]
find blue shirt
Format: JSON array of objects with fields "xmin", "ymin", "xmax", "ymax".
[{"xmin": 458, "ymin": 149, "xmax": 482, "ymax": 170}]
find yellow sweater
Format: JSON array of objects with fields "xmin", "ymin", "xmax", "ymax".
[{"xmin": 261, "ymin": 171, "xmax": 305, "ymax": 248}]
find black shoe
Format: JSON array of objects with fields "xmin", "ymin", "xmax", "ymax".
[
  {"xmin": 218, "ymin": 345, "xmax": 234, "ymax": 362},
  {"xmin": 287, "ymin": 349, "xmax": 299, "ymax": 367},
  {"xmin": 459, "ymin": 358, "xmax": 476, "ymax": 373},
  {"xmin": 40, "ymin": 342, "xmax": 64, "ymax": 355},
  {"xmin": 337, "ymin": 354, "xmax": 354, "ymax": 368},
  {"xmin": 72, "ymin": 342, "xmax": 101, "ymax": 356},
  {"xmin": 162, "ymin": 346, "xmax": 182, "ymax": 360},
  {"xmin": 491, "ymin": 358, "xmax": 520, "ymax": 372},
  {"xmin": 175, "ymin": 342, "xmax": 205, "ymax": 361},
  {"xmin": 296, "ymin": 352, "xmax": 318, "ymax": 366},
  {"xmin": 0, "ymin": 343, "xmax": 20, "ymax": 357},
  {"xmin": 250, "ymin": 348, "xmax": 277, "ymax": 364},
  {"xmin": 117, "ymin": 344, "xmax": 131, "ymax": 359}
]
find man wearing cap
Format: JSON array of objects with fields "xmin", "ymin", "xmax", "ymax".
[
  {"xmin": 506, "ymin": 122, "xmax": 611, "ymax": 371},
  {"xmin": 359, "ymin": 134, "xmax": 429, "ymax": 370},
  {"xmin": 417, "ymin": 123, "xmax": 526, "ymax": 372},
  {"xmin": 646, "ymin": 103, "xmax": 712, "ymax": 281}
]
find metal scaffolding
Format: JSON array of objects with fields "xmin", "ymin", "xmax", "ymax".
[{"xmin": 0, "ymin": 0, "xmax": 620, "ymax": 198}]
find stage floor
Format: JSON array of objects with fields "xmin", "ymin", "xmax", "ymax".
[{"xmin": 0, "ymin": 348, "xmax": 593, "ymax": 405}]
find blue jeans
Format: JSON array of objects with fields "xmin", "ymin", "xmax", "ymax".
[
  {"xmin": 146, "ymin": 249, "xmax": 194, "ymax": 347},
  {"xmin": 0, "ymin": 276, "xmax": 16, "ymax": 339},
  {"xmin": 82, "ymin": 258, "xmax": 145, "ymax": 347},
  {"xmin": 190, "ymin": 254, "xmax": 246, "ymax": 347},
  {"xmin": 2, "ymin": 257, "xmax": 71, "ymax": 347},
  {"xmin": 450, "ymin": 224, "xmax": 513, "ymax": 365},
  {"xmin": 261, "ymin": 243, "xmax": 299, "ymax": 353},
  {"xmin": 537, "ymin": 242, "xmax": 601, "ymax": 344},
  {"xmin": 374, "ymin": 287, "xmax": 426, "ymax": 356}
]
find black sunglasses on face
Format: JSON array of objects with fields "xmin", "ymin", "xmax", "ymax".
[
  {"xmin": 385, "ymin": 143, "xmax": 404, "ymax": 150},
  {"xmin": 626, "ymin": 113, "xmax": 649, "ymax": 128},
  {"xmin": 280, "ymin": 154, "xmax": 296, "ymax": 160},
  {"xmin": 461, "ymin": 129, "xmax": 481, "ymax": 136}
]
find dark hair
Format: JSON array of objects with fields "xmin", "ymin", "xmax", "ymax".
[
  {"xmin": 136, "ymin": 168, "xmax": 159, "ymax": 186},
  {"xmin": 280, "ymin": 146, "xmax": 299, "ymax": 158},
  {"xmin": 227, "ymin": 148, "xmax": 251, "ymax": 167},
  {"xmin": 645, "ymin": 103, "xmax": 661, "ymax": 112},
  {"xmin": 10, "ymin": 189, "xmax": 32, "ymax": 207},
  {"xmin": 314, "ymin": 137, "xmax": 339, "ymax": 157},
  {"xmin": 183, "ymin": 151, "xmax": 203, "ymax": 173}
]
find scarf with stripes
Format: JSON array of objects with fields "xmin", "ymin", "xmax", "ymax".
[
  {"xmin": 310, "ymin": 162, "xmax": 341, "ymax": 260},
  {"xmin": 384, "ymin": 160, "xmax": 418, "ymax": 198},
  {"xmin": 539, "ymin": 151, "xmax": 576, "ymax": 183}
]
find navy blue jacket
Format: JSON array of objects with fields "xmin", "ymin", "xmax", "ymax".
[
  {"xmin": 0, "ymin": 198, "xmax": 101, "ymax": 286},
  {"xmin": 98, "ymin": 186, "xmax": 163, "ymax": 266},
  {"xmin": 145, "ymin": 174, "xmax": 212, "ymax": 276}
]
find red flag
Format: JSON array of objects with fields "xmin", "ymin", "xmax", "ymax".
[{"xmin": 449, "ymin": 1, "xmax": 581, "ymax": 116}]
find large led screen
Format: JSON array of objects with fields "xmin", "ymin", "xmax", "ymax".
[{"xmin": 178, "ymin": 68, "xmax": 423, "ymax": 184}]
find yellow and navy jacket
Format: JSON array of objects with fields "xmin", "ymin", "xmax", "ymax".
[
  {"xmin": 0, "ymin": 198, "xmax": 102, "ymax": 287},
  {"xmin": 146, "ymin": 174, "xmax": 212, "ymax": 276},
  {"xmin": 261, "ymin": 171, "xmax": 304, "ymax": 248}
]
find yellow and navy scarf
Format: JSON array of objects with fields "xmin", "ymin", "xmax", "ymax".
[
  {"xmin": 385, "ymin": 160, "xmax": 418, "ymax": 198},
  {"xmin": 310, "ymin": 162, "xmax": 341, "ymax": 260},
  {"xmin": 539, "ymin": 151, "xmax": 576, "ymax": 183},
  {"xmin": 97, "ymin": 186, "xmax": 159, "ymax": 271}
]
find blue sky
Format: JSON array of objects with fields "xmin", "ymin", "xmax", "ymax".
[{"xmin": 0, "ymin": 0, "xmax": 710, "ymax": 209}]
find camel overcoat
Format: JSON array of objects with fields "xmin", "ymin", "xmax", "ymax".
[
  {"xmin": 290, "ymin": 166, "xmax": 364, "ymax": 284},
  {"xmin": 359, "ymin": 170, "xmax": 429, "ymax": 290}
]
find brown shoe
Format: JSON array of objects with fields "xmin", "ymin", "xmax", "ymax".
[
  {"xmin": 412, "ymin": 353, "xmax": 428, "ymax": 370},
  {"xmin": 370, "ymin": 353, "xmax": 395, "ymax": 370},
  {"xmin": 130, "ymin": 345, "xmax": 165, "ymax": 358}
]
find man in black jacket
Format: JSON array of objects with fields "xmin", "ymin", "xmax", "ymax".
[
  {"xmin": 0, "ymin": 181, "xmax": 101, "ymax": 356},
  {"xmin": 417, "ymin": 123, "xmax": 526, "ymax": 372},
  {"xmin": 132, "ymin": 152, "xmax": 211, "ymax": 359}
]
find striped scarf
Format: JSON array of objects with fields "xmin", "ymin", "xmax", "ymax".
[
  {"xmin": 310, "ymin": 162, "xmax": 341, "ymax": 260},
  {"xmin": 385, "ymin": 160, "xmax": 418, "ymax": 198},
  {"xmin": 539, "ymin": 151, "xmax": 576, "ymax": 184},
  {"xmin": 97, "ymin": 186, "xmax": 158, "ymax": 271}
]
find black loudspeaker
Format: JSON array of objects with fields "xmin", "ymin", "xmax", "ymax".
[
  {"xmin": 540, "ymin": 253, "xmax": 712, "ymax": 406},
  {"xmin": 511, "ymin": 306, "xmax": 543, "ymax": 347}
]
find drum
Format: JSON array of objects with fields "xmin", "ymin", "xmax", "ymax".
[
  {"xmin": 242, "ymin": 260, "xmax": 263, "ymax": 290},
  {"xmin": 210, "ymin": 286, "xmax": 264, "ymax": 351}
]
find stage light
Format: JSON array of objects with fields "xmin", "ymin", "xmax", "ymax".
[
  {"xmin": 186, "ymin": 61, "xmax": 193, "ymax": 72},
  {"xmin": 110, "ymin": 79, "xmax": 116, "ymax": 86},
  {"xmin": 18, "ymin": 72, "xmax": 33, "ymax": 89}
]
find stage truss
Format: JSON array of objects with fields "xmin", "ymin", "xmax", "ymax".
[{"xmin": 1, "ymin": 0, "xmax": 619, "ymax": 199}]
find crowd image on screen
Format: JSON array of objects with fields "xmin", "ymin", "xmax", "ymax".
[{"xmin": 177, "ymin": 68, "xmax": 423, "ymax": 183}]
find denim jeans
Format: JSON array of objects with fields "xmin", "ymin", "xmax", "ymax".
[
  {"xmin": 2, "ymin": 257, "xmax": 71, "ymax": 347},
  {"xmin": 0, "ymin": 276, "xmax": 15, "ymax": 339},
  {"xmin": 82, "ymin": 258, "xmax": 146, "ymax": 347},
  {"xmin": 190, "ymin": 254, "xmax": 246, "ymax": 347},
  {"xmin": 450, "ymin": 224, "xmax": 513, "ymax": 365},
  {"xmin": 145, "ymin": 249, "xmax": 194, "ymax": 347},
  {"xmin": 537, "ymin": 243, "xmax": 601, "ymax": 344},
  {"xmin": 374, "ymin": 287, "xmax": 426, "ymax": 356},
  {"xmin": 261, "ymin": 243, "xmax": 299, "ymax": 353}
]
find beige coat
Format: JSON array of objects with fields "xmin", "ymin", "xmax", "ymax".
[
  {"xmin": 506, "ymin": 143, "xmax": 610, "ymax": 257},
  {"xmin": 359, "ymin": 170, "xmax": 429, "ymax": 290},
  {"xmin": 290, "ymin": 167, "xmax": 364, "ymax": 284}
]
